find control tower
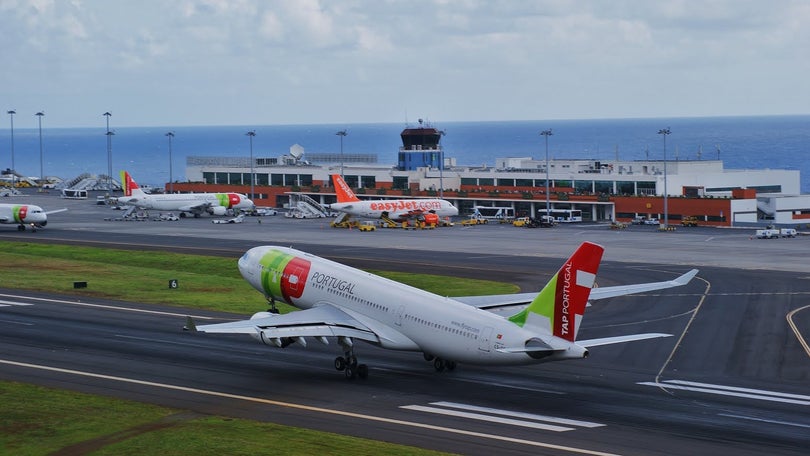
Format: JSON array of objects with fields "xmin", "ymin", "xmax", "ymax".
[{"xmin": 397, "ymin": 119, "xmax": 444, "ymax": 171}]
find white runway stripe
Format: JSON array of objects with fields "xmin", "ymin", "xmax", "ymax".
[
  {"xmin": 401, "ymin": 405, "xmax": 575, "ymax": 432},
  {"xmin": 638, "ymin": 380, "xmax": 810, "ymax": 406},
  {"xmin": 0, "ymin": 300, "xmax": 34, "ymax": 307},
  {"xmin": 431, "ymin": 401, "xmax": 605, "ymax": 428},
  {"xmin": 401, "ymin": 401, "xmax": 606, "ymax": 433}
]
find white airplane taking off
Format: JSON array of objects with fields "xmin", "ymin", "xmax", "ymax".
[
  {"xmin": 117, "ymin": 171, "xmax": 254, "ymax": 218},
  {"xmin": 188, "ymin": 242, "xmax": 698, "ymax": 379},
  {"xmin": 0, "ymin": 203, "xmax": 66, "ymax": 232},
  {"xmin": 329, "ymin": 174, "xmax": 458, "ymax": 222}
]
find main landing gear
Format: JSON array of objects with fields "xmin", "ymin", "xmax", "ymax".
[
  {"xmin": 423, "ymin": 353, "xmax": 456, "ymax": 372},
  {"xmin": 334, "ymin": 337, "xmax": 368, "ymax": 380}
]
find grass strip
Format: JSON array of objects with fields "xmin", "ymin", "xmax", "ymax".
[{"xmin": 1, "ymin": 381, "xmax": 448, "ymax": 456}]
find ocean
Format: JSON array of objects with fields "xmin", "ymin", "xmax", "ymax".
[{"xmin": 2, "ymin": 115, "xmax": 808, "ymax": 192}]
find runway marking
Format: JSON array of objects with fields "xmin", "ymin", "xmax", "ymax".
[
  {"xmin": 421, "ymin": 401, "xmax": 605, "ymax": 429},
  {"xmin": 0, "ymin": 358, "xmax": 622, "ymax": 456},
  {"xmin": 401, "ymin": 405, "xmax": 574, "ymax": 432},
  {"xmin": 786, "ymin": 304, "xmax": 810, "ymax": 359},
  {"xmin": 0, "ymin": 300, "xmax": 34, "ymax": 307},
  {"xmin": 718, "ymin": 413, "xmax": 810, "ymax": 429},
  {"xmin": 637, "ymin": 380, "xmax": 810, "ymax": 406},
  {"xmin": 0, "ymin": 293, "xmax": 216, "ymax": 320}
]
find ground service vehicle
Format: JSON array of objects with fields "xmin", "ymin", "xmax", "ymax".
[
  {"xmin": 358, "ymin": 222, "xmax": 376, "ymax": 232},
  {"xmin": 755, "ymin": 227, "xmax": 781, "ymax": 239},
  {"xmin": 681, "ymin": 216, "xmax": 699, "ymax": 227}
]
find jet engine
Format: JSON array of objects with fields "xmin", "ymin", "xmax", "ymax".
[{"xmin": 208, "ymin": 206, "xmax": 227, "ymax": 216}]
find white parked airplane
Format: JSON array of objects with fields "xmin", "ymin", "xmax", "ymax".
[
  {"xmin": 329, "ymin": 174, "xmax": 458, "ymax": 222},
  {"xmin": 188, "ymin": 242, "xmax": 698, "ymax": 379},
  {"xmin": 0, "ymin": 203, "xmax": 66, "ymax": 232},
  {"xmin": 117, "ymin": 171, "xmax": 254, "ymax": 218}
]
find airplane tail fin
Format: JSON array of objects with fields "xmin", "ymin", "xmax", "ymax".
[
  {"xmin": 332, "ymin": 174, "xmax": 361, "ymax": 203},
  {"xmin": 120, "ymin": 171, "xmax": 145, "ymax": 197},
  {"xmin": 508, "ymin": 242, "xmax": 604, "ymax": 342}
]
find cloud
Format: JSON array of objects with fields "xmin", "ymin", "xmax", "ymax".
[{"xmin": 0, "ymin": 0, "xmax": 807, "ymax": 127}]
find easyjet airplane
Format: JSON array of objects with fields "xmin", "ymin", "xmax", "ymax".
[
  {"xmin": 187, "ymin": 242, "xmax": 698, "ymax": 380},
  {"xmin": 329, "ymin": 174, "xmax": 458, "ymax": 222},
  {"xmin": 117, "ymin": 171, "xmax": 254, "ymax": 217},
  {"xmin": 0, "ymin": 203, "xmax": 66, "ymax": 232}
]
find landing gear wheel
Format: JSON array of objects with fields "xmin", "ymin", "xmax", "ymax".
[
  {"xmin": 348, "ymin": 355, "xmax": 358, "ymax": 368},
  {"xmin": 446, "ymin": 361, "xmax": 457, "ymax": 371},
  {"xmin": 334, "ymin": 356, "xmax": 346, "ymax": 371},
  {"xmin": 423, "ymin": 353, "xmax": 435, "ymax": 362},
  {"xmin": 345, "ymin": 365, "xmax": 357, "ymax": 379},
  {"xmin": 434, "ymin": 358, "xmax": 446, "ymax": 372},
  {"xmin": 357, "ymin": 364, "xmax": 369, "ymax": 379}
]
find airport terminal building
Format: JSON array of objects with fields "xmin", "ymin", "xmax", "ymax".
[{"xmin": 177, "ymin": 126, "xmax": 808, "ymax": 227}]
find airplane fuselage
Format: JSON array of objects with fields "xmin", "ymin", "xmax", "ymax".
[
  {"xmin": 330, "ymin": 198, "xmax": 459, "ymax": 221},
  {"xmin": 118, "ymin": 192, "xmax": 253, "ymax": 215},
  {"xmin": 0, "ymin": 203, "xmax": 48, "ymax": 228},
  {"xmin": 237, "ymin": 246, "xmax": 584, "ymax": 366}
]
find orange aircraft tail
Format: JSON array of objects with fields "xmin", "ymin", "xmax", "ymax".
[{"xmin": 332, "ymin": 174, "xmax": 361, "ymax": 203}]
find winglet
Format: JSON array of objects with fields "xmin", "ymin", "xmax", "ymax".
[
  {"xmin": 673, "ymin": 269, "xmax": 699, "ymax": 286},
  {"xmin": 332, "ymin": 174, "xmax": 361, "ymax": 203},
  {"xmin": 508, "ymin": 242, "xmax": 604, "ymax": 342}
]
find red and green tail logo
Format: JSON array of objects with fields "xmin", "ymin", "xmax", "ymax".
[{"xmin": 508, "ymin": 242, "xmax": 603, "ymax": 342}]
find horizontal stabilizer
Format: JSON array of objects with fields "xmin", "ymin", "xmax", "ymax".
[
  {"xmin": 577, "ymin": 333, "xmax": 671, "ymax": 348},
  {"xmin": 589, "ymin": 269, "xmax": 698, "ymax": 301}
]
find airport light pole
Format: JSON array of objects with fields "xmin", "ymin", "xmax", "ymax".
[
  {"xmin": 658, "ymin": 127, "xmax": 671, "ymax": 229},
  {"xmin": 165, "ymin": 132, "xmax": 175, "ymax": 193},
  {"xmin": 336, "ymin": 130, "xmax": 347, "ymax": 178},
  {"xmin": 7, "ymin": 110, "xmax": 15, "ymax": 187},
  {"xmin": 103, "ymin": 112, "xmax": 112, "ymax": 192},
  {"xmin": 246, "ymin": 130, "xmax": 256, "ymax": 199},
  {"xmin": 36, "ymin": 111, "xmax": 44, "ymax": 188},
  {"xmin": 540, "ymin": 129, "xmax": 553, "ymax": 220}
]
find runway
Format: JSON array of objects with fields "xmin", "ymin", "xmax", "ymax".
[{"xmin": 1, "ymin": 192, "xmax": 809, "ymax": 455}]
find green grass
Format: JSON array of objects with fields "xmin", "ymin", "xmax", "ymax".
[
  {"xmin": 1, "ymin": 381, "xmax": 448, "ymax": 456},
  {"xmin": 0, "ymin": 241, "xmax": 518, "ymax": 314}
]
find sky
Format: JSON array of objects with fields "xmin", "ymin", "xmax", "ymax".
[{"xmin": 1, "ymin": 0, "xmax": 809, "ymax": 128}]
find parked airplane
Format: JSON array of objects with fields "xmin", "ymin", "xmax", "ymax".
[
  {"xmin": 0, "ymin": 203, "xmax": 67, "ymax": 231},
  {"xmin": 328, "ymin": 174, "xmax": 458, "ymax": 222},
  {"xmin": 187, "ymin": 242, "xmax": 698, "ymax": 379},
  {"xmin": 117, "ymin": 171, "xmax": 254, "ymax": 217}
]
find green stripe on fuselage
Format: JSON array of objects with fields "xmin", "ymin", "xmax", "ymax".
[{"xmin": 259, "ymin": 249, "xmax": 294, "ymax": 298}]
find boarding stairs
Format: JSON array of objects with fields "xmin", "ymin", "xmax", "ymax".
[
  {"xmin": 287, "ymin": 193, "xmax": 331, "ymax": 219},
  {"xmin": 56, "ymin": 173, "xmax": 121, "ymax": 191}
]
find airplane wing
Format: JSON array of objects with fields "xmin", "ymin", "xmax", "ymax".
[
  {"xmin": 589, "ymin": 269, "xmax": 698, "ymax": 300},
  {"xmin": 188, "ymin": 304, "xmax": 381, "ymax": 345},
  {"xmin": 453, "ymin": 269, "xmax": 699, "ymax": 311}
]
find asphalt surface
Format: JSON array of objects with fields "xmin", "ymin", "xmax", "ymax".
[{"xmin": 1, "ymin": 191, "xmax": 809, "ymax": 455}]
